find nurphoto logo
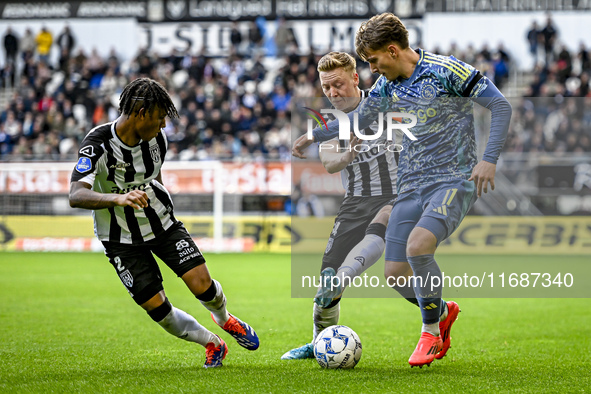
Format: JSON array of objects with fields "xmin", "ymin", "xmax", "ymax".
[{"xmin": 304, "ymin": 108, "xmax": 418, "ymax": 153}]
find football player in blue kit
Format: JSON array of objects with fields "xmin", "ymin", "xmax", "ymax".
[{"xmin": 292, "ymin": 13, "xmax": 512, "ymax": 367}]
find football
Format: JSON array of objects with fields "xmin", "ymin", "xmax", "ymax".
[{"xmin": 313, "ymin": 325, "xmax": 362, "ymax": 369}]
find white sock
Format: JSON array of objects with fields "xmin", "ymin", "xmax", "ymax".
[
  {"xmin": 158, "ymin": 306, "xmax": 220, "ymax": 347},
  {"xmin": 422, "ymin": 322, "xmax": 440, "ymax": 337},
  {"xmin": 439, "ymin": 302, "xmax": 449, "ymax": 322},
  {"xmin": 313, "ymin": 302, "xmax": 340, "ymax": 342},
  {"xmin": 199, "ymin": 279, "xmax": 230, "ymax": 326},
  {"xmin": 336, "ymin": 234, "xmax": 385, "ymax": 289}
]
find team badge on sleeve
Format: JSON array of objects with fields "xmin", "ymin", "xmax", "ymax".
[{"xmin": 76, "ymin": 157, "xmax": 92, "ymax": 173}]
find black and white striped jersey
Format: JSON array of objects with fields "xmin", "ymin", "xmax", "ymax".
[
  {"xmin": 71, "ymin": 122, "xmax": 177, "ymax": 244},
  {"xmin": 335, "ymin": 90, "xmax": 398, "ymax": 198}
]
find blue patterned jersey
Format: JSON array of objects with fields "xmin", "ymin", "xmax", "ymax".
[
  {"xmin": 313, "ymin": 48, "xmax": 490, "ymax": 195},
  {"xmin": 369, "ymin": 48, "xmax": 488, "ymax": 194}
]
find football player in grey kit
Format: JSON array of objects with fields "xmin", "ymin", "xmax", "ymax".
[{"xmin": 69, "ymin": 78, "xmax": 259, "ymax": 368}]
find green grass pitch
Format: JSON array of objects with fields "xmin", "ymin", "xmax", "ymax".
[{"xmin": 1, "ymin": 252, "xmax": 589, "ymax": 393}]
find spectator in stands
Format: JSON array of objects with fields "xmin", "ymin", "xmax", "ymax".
[
  {"xmin": 497, "ymin": 42, "xmax": 510, "ymax": 64},
  {"xmin": 271, "ymin": 85, "xmax": 291, "ymax": 112},
  {"xmin": 1, "ymin": 61, "xmax": 16, "ymax": 89},
  {"xmin": 556, "ymin": 45, "xmax": 572, "ymax": 83},
  {"xmin": 2, "ymin": 28, "xmax": 18, "ymax": 88},
  {"xmin": 35, "ymin": 26, "xmax": 53, "ymax": 65},
  {"xmin": 493, "ymin": 43, "xmax": 511, "ymax": 89},
  {"xmin": 3, "ymin": 27, "xmax": 18, "ymax": 66},
  {"xmin": 20, "ymin": 28, "xmax": 35, "ymax": 61},
  {"xmin": 229, "ymin": 22, "xmax": 242, "ymax": 55},
  {"xmin": 541, "ymin": 15, "xmax": 558, "ymax": 65},
  {"xmin": 526, "ymin": 21, "xmax": 540, "ymax": 64},
  {"xmin": 479, "ymin": 43, "xmax": 492, "ymax": 62},
  {"xmin": 248, "ymin": 20, "xmax": 264, "ymax": 55},
  {"xmin": 274, "ymin": 17, "xmax": 290, "ymax": 57},
  {"xmin": 577, "ymin": 43, "xmax": 590, "ymax": 74},
  {"xmin": 57, "ymin": 25, "xmax": 76, "ymax": 73}
]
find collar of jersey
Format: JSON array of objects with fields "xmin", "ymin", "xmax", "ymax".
[
  {"xmin": 393, "ymin": 47, "xmax": 424, "ymax": 87},
  {"xmin": 111, "ymin": 121, "xmax": 143, "ymax": 149}
]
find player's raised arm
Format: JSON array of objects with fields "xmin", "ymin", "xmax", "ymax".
[
  {"xmin": 469, "ymin": 80, "xmax": 513, "ymax": 197},
  {"xmin": 318, "ymin": 135, "xmax": 361, "ymax": 174},
  {"xmin": 439, "ymin": 53, "xmax": 512, "ymax": 197},
  {"xmin": 291, "ymin": 133, "xmax": 313, "ymax": 159}
]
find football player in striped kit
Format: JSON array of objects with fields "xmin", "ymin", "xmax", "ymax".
[
  {"xmin": 293, "ymin": 13, "xmax": 512, "ymax": 367},
  {"xmin": 69, "ymin": 78, "xmax": 259, "ymax": 368},
  {"xmin": 283, "ymin": 52, "xmax": 415, "ymax": 360}
]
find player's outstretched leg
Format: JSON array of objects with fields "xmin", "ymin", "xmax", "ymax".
[
  {"xmin": 281, "ymin": 300, "xmax": 340, "ymax": 360},
  {"xmin": 436, "ymin": 301, "xmax": 460, "ymax": 360},
  {"xmin": 199, "ymin": 279, "xmax": 260, "ymax": 350},
  {"xmin": 334, "ymin": 222, "xmax": 387, "ymax": 290},
  {"xmin": 147, "ymin": 297, "xmax": 228, "ymax": 368},
  {"xmin": 281, "ymin": 342, "xmax": 314, "ymax": 360}
]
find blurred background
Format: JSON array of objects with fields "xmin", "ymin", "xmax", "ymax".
[{"xmin": 0, "ymin": 0, "xmax": 590, "ymax": 254}]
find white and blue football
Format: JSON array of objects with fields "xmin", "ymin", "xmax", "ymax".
[{"xmin": 313, "ymin": 325, "xmax": 362, "ymax": 369}]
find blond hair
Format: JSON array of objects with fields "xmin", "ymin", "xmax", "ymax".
[
  {"xmin": 355, "ymin": 13, "xmax": 409, "ymax": 61},
  {"xmin": 317, "ymin": 51, "xmax": 357, "ymax": 74}
]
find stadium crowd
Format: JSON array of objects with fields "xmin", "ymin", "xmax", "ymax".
[
  {"xmin": 501, "ymin": 16, "xmax": 591, "ymax": 154},
  {"xmin": 0, "ymin": 23, "xmax": 590, "ymax": 161}
]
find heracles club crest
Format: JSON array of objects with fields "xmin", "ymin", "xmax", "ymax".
[
  {"xmin": 119, "ymin": 269, "xmax": 133, "ymax": 288},
  {"xmin": 150, "ymin": 144, "xmax": 160, "ymax": 163}
]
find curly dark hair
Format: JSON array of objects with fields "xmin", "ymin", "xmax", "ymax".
[{"xmin": 118, "ymin": 77, "xmax": 179, "ymax": 119}]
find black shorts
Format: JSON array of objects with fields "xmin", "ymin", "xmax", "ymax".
[
  {"xmin": 321, "ymin": 194, "xmax": 396, "ymax": 272},
  {"xmin": 102, "ymin": 222, "xmax": 206, "ymax": 305}
]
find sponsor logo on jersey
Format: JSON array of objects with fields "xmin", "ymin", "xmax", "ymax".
[
  {"xmin": 110, "ymin": 184, "xmax": 147, "ymax": 194},
  {"xmin": 79, "ymin": 145, "xmax": 95, "ymax": 157},
  {"xmin": 176, "ymin": 239, "xmax": 190, "ymax": 250},
  {"xmin": 175, "ymin": 239, "xmax": 202, "ymax": 263},
  {"xmin": 150, "ymin": 145, "xmax": 161, "ymax": 163},
  {"xmin": 75, "ymin": 157, "xmax": 92, "ymax": 173},
  {"xmin": 109, "ymin": 162, "xmax": 131, "ymax": 170}
]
